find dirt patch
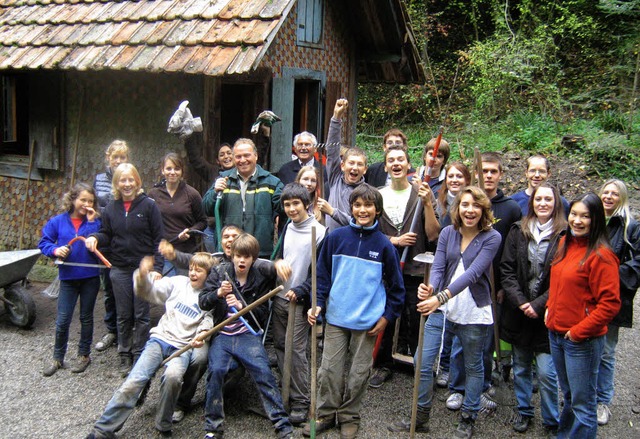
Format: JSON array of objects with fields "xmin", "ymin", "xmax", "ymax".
[{"xmin": 499, "ymin": 152, "xmax": 640, "ymax": 218}]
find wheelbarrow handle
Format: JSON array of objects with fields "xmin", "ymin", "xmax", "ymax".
[{"xmin": 66, "ymin": 236, "xmax": 112, "ymax": 268}]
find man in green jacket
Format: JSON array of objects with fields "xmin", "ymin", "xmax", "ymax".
[{"xmin": 203, "ymin": 138, "xmax": 283, "ymax": 258}]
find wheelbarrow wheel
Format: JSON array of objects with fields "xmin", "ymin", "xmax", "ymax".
[{"xmin": 5, "ymin": 284, "xmax": 36, "ymax": 328}]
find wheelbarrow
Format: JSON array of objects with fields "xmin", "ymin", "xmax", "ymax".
[{"xmin": 0, "ymin": 249, "xmax": 41, "ymax": 328}]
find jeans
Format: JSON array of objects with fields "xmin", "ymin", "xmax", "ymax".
[
  {"xmin": 549, "ymin": 331, "xmax": 604, "ymax": 439},
  {"xmin": 272, "ymin": 297, "xmax": 310, "ymax": 409},
  {"xmin": 317, "ymin": 323, "xmax": 376, "ymax": 425},
  {"xmin": 203, "ymin": 225, "xmax": 217, "ymax": 253},
  {"xmin": 439, "ymin": 319, "xmax": 454, "ymax": 373},
  {"xmin": 597, "ymin": 324, "xmax": 619, "ymax": 405},
  {"xmin": 110, "ymin": 266, "xmax": 150, "ymax": 358},
  {"xmin": 449, "ymin": 327, "xmax": 493, "ymax": 394},
  {"xmin": 176, "ymin": 339, "xmax": 209, "ymax": 411},
  {"xmin": 512, "ymin": 346, "xmax": 559, "ymax": 428},
  {"xmin": 101, "ymin": 268, "xmax": 117, "ymax": 335},
  {"xmin": 447, "ymin": 321, "xmax": 491, "ymax": 419},
  {"xmin": 93, "ymin": 338, "xmax": 198, "ymax": 435},
  {"xmin": 417, "ymin": 311, "xmax": 446, "ymax": 410},
  {"xmin": 205, "ymin": 332, "xmax": 292, "ymax": 436},
  {"xmin": 54, "ymin": 277, "xmax": 100, "ymax": 361},
  {"xmin": 161, "ymin": 259, "xmax": 187, "ymax": 277}
]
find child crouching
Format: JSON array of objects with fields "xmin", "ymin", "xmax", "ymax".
[
  {"xmin": 199, "ymin": 233, "xmax": 293, "ymax": 439},
  {"xmin": 86, "ymin": 253, "xmax": 215, "ymax": 438}
]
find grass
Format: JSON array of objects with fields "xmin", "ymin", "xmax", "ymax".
[{"xmin": 356, "ymin": 111, "xmax": 640, "ymax": 183}]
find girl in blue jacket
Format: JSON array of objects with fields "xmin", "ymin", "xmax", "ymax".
[{"xmin": 39, "ymin": 183, "xmax": 102, "ymax": 377}]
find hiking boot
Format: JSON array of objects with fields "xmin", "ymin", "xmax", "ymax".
[
  {"xmin": 289, "ymin": 407, "xmax": 308, "ymax": 425},
  {"xmin": 340, "ymin": 422, "xmax": 359, "ymax": 439},
  {"xmin": 436, "ymin": 370, "xmax": 450, "ymax": 388},
  {"xmin": 446, "ymin": 392, "xmax": 464, "ymax": 410},
  {"xmin": 597, "ymin": 403, "xmax": 611, "ymax": 425},
  {"xmin": 95, "ymin": 333, "xmax": 116, "ymax": 352},
  {"xmin": 43, "ymin": 359, "xmax": 63, "ymax": 377},
  {"xmin": 511, "ymin": 411, "xmax": 532, "ymax": 433},
  {"xmin": 453, "ymin": 412, "xmax": 475, "ymax": 439},
  {"xmin": 172, "ymin": 410, "xmax": 185, "ymax": 423},
  {"xmin": 369, "ymin": 367, "xmax": 392, "ymax": 388},
  {"xmin": 302, "ymin": 416, "xmax": 336, "ymax": 437},
  {"xmin": 71, "ymin": 355, "xmax": 91, "ymax": 373},
  {"xmin": 388, "ymin": 408, "xmax": 430, "ymax": 433},
  {"xmin": 479, "ymin": 392, "xmax": 497, "ymax": 413},
  {"xmin": 119, "ymin": 355, "xmax": 133, "ymax": 378}
]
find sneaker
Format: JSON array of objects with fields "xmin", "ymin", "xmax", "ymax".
[
  {"xmin": 340, "ymin": 422, "xmax": 358, "ymax": 439},
  {"xmin": 387, "ymin": 409, "xmax": 430, "ymax": 433},
  {"xmin": 157, "ymin": 430, "xmax": 172, "ymax": 437},
  {"xmin": 597, "ymin": 403, "xmax": 611, "ymax": 425},
  {"xmin": 486, "ymin": 384, "xmax": 497, "ymax": 398},
  {"xmin": 369, "ymin": 367, "xmax": 392, "ymax": 388},
  {"xmin": 453, "ymin": 412, "xmax": 475, "ymax": 439},
  {"xmin": 511, "ymin": 411, "xmax": 532, "ymax": 433},
  {"xmin": 479, "ymin": 393, "xmax": 497, "ymax": 413},
  {"xmin": 119, "ymin": 356, "xmax": 133, "ymax": 378},
  {"xmin": 172, "ymin": 410, "xmax": 185, "ymax": 423},
  {"xmin": 446, "ymin": 392, "xmax": 464, "ymax": 410},
  {"xmin": 71, "ymin": 355, "xmax": 91, "ymax": 373},
  {"xmin": 436, "ymin": 370, "xmax": 450, "ymax": 388},
  {"xmin": 95, "ymin": 333, "xmax": 117, "ymax": 352},
  {"xmin": 289, "ymin": 407, "xmax": 308, "ymax": 425},
  {"xmin": 302, "ymin": 416, "xmax": 336, "ymax": 437},
  {"xmin": 43, "ymin": 360, "xmax": 63, "ymax": 377},
  {"xmin": 204, "ymin": 432, "xmax": 223, "ymax": 439}
]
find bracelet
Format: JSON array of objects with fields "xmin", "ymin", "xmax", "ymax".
[{"xmin": 436, "ymin": 291, "xmax": 449, "ymax": 305}]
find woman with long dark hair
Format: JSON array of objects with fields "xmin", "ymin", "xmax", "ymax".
[
  {"xmin": 500, "ymin": 183, "xmax": 566, "ymax": 434},
  {"xmin": 546, "ymin": 192, "xmax": 620, "ymax": 438}
]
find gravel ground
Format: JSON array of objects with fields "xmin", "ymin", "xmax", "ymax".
[{"xmin": 1, "ymin": 281, "xmax": 640, "ymax": 439}]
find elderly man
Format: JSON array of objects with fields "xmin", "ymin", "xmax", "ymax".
[
  {"xmin": 277, "ymin": 131, "xmax": 322, "ymax": 185},
  {"xmin": 202, "ymin": 138, "xmax": 283, "ymax": 258}
]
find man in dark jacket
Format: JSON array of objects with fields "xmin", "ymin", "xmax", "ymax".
[
  {"xmin": 202, "ymin": 139, "xmax": 283, "ymax": 258},
  {"xmin": 364, "ymin": 128, "xmax": 412, "ymax": 188},
  {"xmin": 276, "ymin": 131, "xmax": 322, "ymax": 185}
]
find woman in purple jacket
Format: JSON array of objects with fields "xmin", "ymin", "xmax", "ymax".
[
  {"xmin": 39, "ymin": 183, "xmax": 102, "ymax": 376},
  {"xmin": 390, "ymin": 186, "xmax": 501, "ymax": 438}
]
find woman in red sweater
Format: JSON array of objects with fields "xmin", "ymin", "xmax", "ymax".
[{"xmin": 546, "ymin": 192, "xmax": 620, "ymax": 439}]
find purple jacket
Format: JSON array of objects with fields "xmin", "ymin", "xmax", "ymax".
[{"xmin": 430, "ymin": 225, "xmax": 501, "ymax": 308}]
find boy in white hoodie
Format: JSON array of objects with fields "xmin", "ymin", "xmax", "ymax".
[{"xmin": 86, "ymin": 253, "xmax": 215, "ymax": 438}]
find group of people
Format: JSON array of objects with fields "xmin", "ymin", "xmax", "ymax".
[{"xmin": 37, "ymin": 98, "xmax": 639, "ymax": 439}]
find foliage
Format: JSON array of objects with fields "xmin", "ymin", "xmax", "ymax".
[{"xmin": 356, "ymin": 0, "xmax": 640, "ymax": 183}]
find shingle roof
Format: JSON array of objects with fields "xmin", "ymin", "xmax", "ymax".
[{"xmin": 0, "ymin": 0, "xmax": 296, "ymax": 75}]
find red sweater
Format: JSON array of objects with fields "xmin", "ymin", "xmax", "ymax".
[{"xmin": 546, "ymin": 236, "xmax": 620, "ymax": 342}]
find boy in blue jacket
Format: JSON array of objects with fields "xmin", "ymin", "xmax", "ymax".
[{"xmin": 305, "ymin": 184, "xmax": 405, "ymax": 439}]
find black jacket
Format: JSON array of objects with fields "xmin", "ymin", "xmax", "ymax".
[
  {"xmin": 93, "ymin": 193, "xmax": 164, "ymax": 271},
  {"xmin": 500, "ymin": 222, "xmax": 563, "ymax": 352},
  {"xmin": 490, "ymin": 189, "xmax": 522, "ymax": 291},
  {"xmin": 607, "ymin": 215, "xmax": 640, "ymax": 327},
  {"xmin": 199, "ymin": 261, "xmax": 276, "ymax": 333}
]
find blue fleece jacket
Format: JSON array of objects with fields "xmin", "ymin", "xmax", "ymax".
[
  {"xmin": 316, "ymin": 219, "xmax": 405, "ymax": 330},
  {"xmin": 39, "ymin": 212, "xmax": 101, "ymax": 280}
]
